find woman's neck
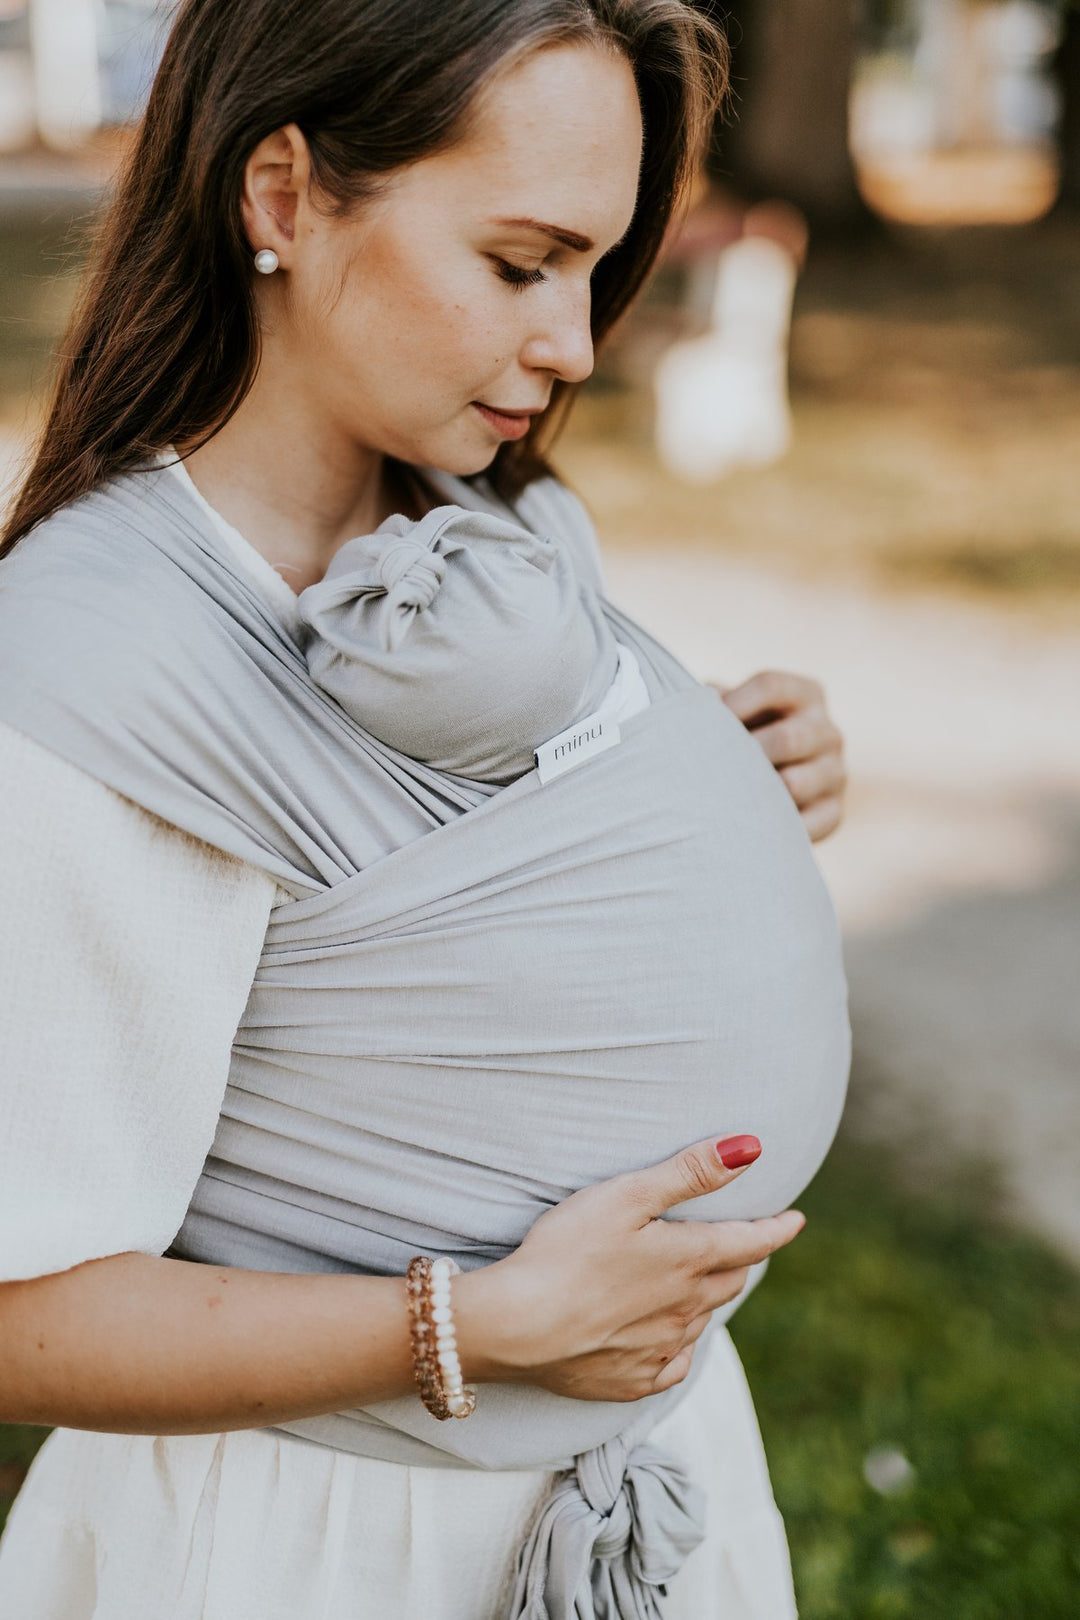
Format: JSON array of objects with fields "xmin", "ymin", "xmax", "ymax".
[{"xmin": 177, "ymin": 365, "xmax": 413, "ymax": 593}]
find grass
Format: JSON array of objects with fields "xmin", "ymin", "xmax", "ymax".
[
  {"xmin": 731, "ymin": 1129, "xmax": 1080, "ymax": 1619},
  {"xmin": 0, "ymin": 1426, "xmax": 47, "ymax": 1534},
  {"xmin": 4, "ymin": 1127, "xmax": 1079, "ymax": 1618}
]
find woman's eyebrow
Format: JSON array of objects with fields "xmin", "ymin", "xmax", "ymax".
[{"xmin": 488, "ymin": 216, "xmax": 595, "ymax": 252}]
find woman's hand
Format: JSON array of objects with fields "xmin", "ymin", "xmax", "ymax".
[
  {"xmin": 713, "ymin": 669, "xmax": 847, "ymax": 843},
  {"xmin": 454, "ymin": 1136, "xmax": 805, "ymax": 1403}
]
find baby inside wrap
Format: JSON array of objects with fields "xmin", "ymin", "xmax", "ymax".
[
  {"xmin": 0, "ymin": 467, "xmax": 851, "ymax": 1619},
  {"xmin": 295, "ymin": 502, "xmax": 643, "ymax": 783}
]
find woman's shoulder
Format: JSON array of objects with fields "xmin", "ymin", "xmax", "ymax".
[
  {"xmin": 0, "ymin": 472, "xmax": 197, "ymax": 657},
  {"xmin": 512, "ymin": 474, "xmax": 607, "ymax": 593},
  {"xmin": 0, "ymin": 719, "xmax": 284, "ymax": 908}
]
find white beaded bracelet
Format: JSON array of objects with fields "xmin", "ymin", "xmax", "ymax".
[
  {"xmin": 429, "ymin": 1257, "xmax": 476, "ymax": 1419},
  {"xmin": 406, "ymin": 1254, "xmax": 477, "ymax": 1421}
]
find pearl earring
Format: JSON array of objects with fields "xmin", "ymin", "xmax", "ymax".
[{"xmin": 253, "ymin": 249, "xmax": 279, "ymax": 275}]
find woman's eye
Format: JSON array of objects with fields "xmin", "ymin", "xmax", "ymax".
[{"xmin": 494, "ymin": 259, "xmax": 548, "ymax": 292}]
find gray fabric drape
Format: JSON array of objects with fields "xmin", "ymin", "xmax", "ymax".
[{"xmin": 0, "ymin": 466, "xmax": 850, "ymax": 1617}]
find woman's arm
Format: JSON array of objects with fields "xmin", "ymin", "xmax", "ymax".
[
  {"xmin": 0, "ymin": 1143, "xmax": 803, "ymax": 1431},
  {"xmin": 0, "ymin": 1252, "xmax": 416, "ymax": 1431}
]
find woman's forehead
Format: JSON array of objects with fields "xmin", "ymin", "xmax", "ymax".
[{"xmin": 411, "ymin": 43, "xmax": 643, "ymax": 247}]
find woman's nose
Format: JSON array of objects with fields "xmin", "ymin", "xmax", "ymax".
[{"xmin": 521, "ymin": 289, "xmax": 594, "ymax": 386}]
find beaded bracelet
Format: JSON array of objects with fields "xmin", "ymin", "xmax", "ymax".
[{"xmin": 406, "ymin": 1255, "xmax": 477, "ymax": 1420}]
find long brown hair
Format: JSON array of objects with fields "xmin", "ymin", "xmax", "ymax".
[{"xmin": 2, "ymin": 0, "xmax": 727, "ymax": 556}]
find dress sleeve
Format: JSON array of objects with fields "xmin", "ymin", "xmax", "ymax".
[{"xmin": 0, "ymin": 722, "xmax": 281, "ymax": 1282}]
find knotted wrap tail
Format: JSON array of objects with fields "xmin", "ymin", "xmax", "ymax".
[
  {"xmin": 509, "ymin": 1434, "xmax": 706, "ymax": 1620},
  {"xmin": 375, "ymin": 531, "xmax": 449, "ymax": 641}
]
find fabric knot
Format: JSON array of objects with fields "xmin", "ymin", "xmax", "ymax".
[
  {"xmin": 377, "ymin": 534, "xmax": 447, "ymax": 610},
  {"xmin": 576, "ymin": 1437, "xmax": 634, "ymax": 1559},
  {"xmin": 508, "ymin": 1433, "xmax": 706, "ymax": 1620}
]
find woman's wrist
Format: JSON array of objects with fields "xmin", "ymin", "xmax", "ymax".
[{"xmin": 450, "ymin": 1259, "xmax": 539, "ymax": 1386}]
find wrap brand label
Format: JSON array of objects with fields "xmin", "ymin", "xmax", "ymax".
[{"xmin": 534, "ymin": 710, "xmax": 622, "ymax": 785}]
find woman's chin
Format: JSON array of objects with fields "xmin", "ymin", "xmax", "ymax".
[
  {"xmin": 420, "ymin": 449, "xmax": 500, "ymax": 480},
  {"xmin": 406, "ymin": 419, "xmax": 505, "ymax": 479}
]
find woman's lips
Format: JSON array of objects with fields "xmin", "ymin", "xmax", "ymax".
[{"xmin": 471, "ymin": 402, "xmax": 537, "ymax": 441}]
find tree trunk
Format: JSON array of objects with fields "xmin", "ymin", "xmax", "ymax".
[
  {"xmin": 711, "ymin": 0, "xmax": 873, "ymax": 232},
  {"xmin": 1053, "ymin": 3, "xmax": 1080, "ymax": 210}
]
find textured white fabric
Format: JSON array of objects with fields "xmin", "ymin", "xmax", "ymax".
[
  {"xmin": 0, "ymin": 722, "xmax": 281, "ymax": 1283},
  {"xmin": 0, "ymin": 471, "xmax": 798, "ymax": 1616}
]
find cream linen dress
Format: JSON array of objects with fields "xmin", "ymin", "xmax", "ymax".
[{"xmin": 0, "ymin": 470, "xmax": 799, "ymax": 1619}]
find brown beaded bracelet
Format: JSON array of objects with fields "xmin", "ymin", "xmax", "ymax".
[{"xmin": 406, "ymin": 1255, "xmax": 477, "ymax": 1421}]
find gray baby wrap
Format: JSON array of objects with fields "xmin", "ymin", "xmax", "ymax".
[{"xmin": 0, "ymin": 466, "xmax": 851, "ymax": 1619}]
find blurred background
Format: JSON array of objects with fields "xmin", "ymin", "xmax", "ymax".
[{"xmin": 1, "ymin": 2, "xmax": 1078, "ymax": 1614}]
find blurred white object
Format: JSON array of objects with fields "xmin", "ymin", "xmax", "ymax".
[
  {"xmin": 0, "ymin": 51, "xmax": 35, "ymax": 151},
  {"xmin": 915, "ymin": 0, "xmax": 1058, "ymax": 150},
  {"xmin": 29, "ymin": 0, "xmax": 102, "ymax": 149},
  {"xmin": 653, "ymin": 233, "xmax": 798, "ymax": 484},
  {"xmin": 863, "ymin": 1446, "xmax": 916, "ymax": 1496},
  {"xmin": 99, "ymin": 0, "xmax": 172, "ymax": 125}
]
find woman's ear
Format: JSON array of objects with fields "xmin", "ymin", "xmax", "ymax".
[{"xmin": 240, "ymin": 123, "xmax": 312, "ymax": 268}]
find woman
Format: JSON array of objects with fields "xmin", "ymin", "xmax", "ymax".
[{"xmin": 0, "ymin": 2, "xmax": 850, "ymax": 1616}]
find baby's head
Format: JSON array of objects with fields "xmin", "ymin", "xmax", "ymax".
[{"xmin": 296, "ymin": 505, "xmax": 618, "ymax": 783}]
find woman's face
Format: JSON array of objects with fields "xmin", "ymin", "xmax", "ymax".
[{"xmin": 247, "ymin": 42, "xmax": 643, "ymax": 474}]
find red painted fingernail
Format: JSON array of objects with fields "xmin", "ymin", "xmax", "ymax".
[{"xmin": 716, "ymin": 1135, "xmax": 761, "ymax": 1169}]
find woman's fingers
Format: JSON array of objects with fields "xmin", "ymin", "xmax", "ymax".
[
  {"xmin": 505, "ymin": 1138, "xmax": 807, "ymax": 1401},
  {"xmin": 698, "ymin": 1267, "xmax": 751, "ymax": 1313},
  {"xmin": 648, "ymin": 1311, "xmax": 720, "ymax": 1395},
  {"xmin": 777, "ymin": 745, "xmax": 847, "ymax": 843},
  {"xmin": 778, "ymin": 747, "xmax": 846, "ymax": 808},
  {"xmin": 799, "ymin": 792, "xmax": 845, "ymax": 844},
  {"xmin": 679, "ymin": 1310, "xmax": 715, "ymax": 1350},
  {"xmin": 685, "ymin": 1209, "xmax": 806, "ymax": 1277},
  {"xmin": 651, "ymin": 1341, "xmax": 697, "ymax": 1394},
  {"xmin": 716, "ymin": 669, "xmax": 822, "ymax": 726},
  {"xmin": 611, "ymin": 1134, "xmax": 762, "ymax": 1224},
  {"xmin": 748, "ymin": 708, "xmax": 843, "ymax": 769},
  {"xmin": 713, "ymin": 671, "xmax": 848, "ymax": 843}
]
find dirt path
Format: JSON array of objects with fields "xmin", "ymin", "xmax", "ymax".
[{"xmin": 602, "ymin": 545, "xmax": 1080, "ymax": 1264}]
